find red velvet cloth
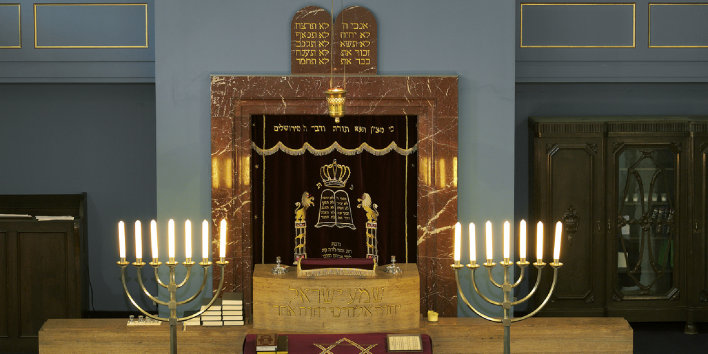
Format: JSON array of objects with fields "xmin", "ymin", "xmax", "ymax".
[
  {"xmin": 243, "ymin": 333, "xmax": 432, "ymax": 353},
  {"xmin": 299, "ymin": 258, "xmax": 375, "ymax": 270}
]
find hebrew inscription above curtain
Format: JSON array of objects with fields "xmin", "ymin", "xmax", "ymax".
[{"xmin": 251, "ymin": 115, "xmax": 417, "ymax": 265}]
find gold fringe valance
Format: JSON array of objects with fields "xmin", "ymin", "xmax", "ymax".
[{"xmin": 252, "ymin": 141, "xmax": 417, "ymax": 156}]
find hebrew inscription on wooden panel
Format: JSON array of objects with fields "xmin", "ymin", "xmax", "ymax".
[
  {"xmin": 291, "ymin": 6, "xmax": 332, "ymax": 74},
  {"xmin": 291, "ymin": 6, "xmax": 377, "ymax": 74},
  {"xmin": 334, "ymin": 6, "xmax": 377, "ymax": 74}
]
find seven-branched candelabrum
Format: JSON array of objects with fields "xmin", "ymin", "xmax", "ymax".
[
  {"xmin": 451, "ymin": 220, "xmax": 564, "ymax": 354},
  {"xmin": 117, "ymin": 219, "xmax": 228, "ymax": 354}
]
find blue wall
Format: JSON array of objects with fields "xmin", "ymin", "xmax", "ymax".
[
  {"xmin": 154, "ymin": 0, "xmax": 516, "ymax": 315},
  {"xmin": 0, "ymin": 83, "xmax": 157, "ymax": 312}
]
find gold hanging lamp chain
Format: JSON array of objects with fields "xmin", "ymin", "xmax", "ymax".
[{"xmin": 326, "ymin": 0, "xmax": 345, "ymax": 122}]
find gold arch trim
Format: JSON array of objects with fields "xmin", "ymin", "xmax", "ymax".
[
  {"xmin": 520, "ymin": 3, "xmax": 636, "ymax": 48},
  {"xmin": 34, "ymin": 3, "xmax": 148, "ymax": 49},
  {"xmin": 252, "ymin": 141, "xmax": 418, "ymax": 156},
  {"xmin": 0, "ymin": 4, "xmax": 21, "ymax": 49}
]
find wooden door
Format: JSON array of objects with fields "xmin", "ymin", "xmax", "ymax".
[
  {"xmin": 690, "ymin": 128, "xmax": 708, "ymax": 322},
  {"xmin": 531, "ymin": 119, "xmax": 605, "ymax": 316},
  {"xmin": 0, "ymin": 220, "xmax": 81, "ymax": 352}
]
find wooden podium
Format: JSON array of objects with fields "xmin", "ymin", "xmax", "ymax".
[{"xmin": 252, "ymin": 263, "xmax": 420, "ymax": 333}]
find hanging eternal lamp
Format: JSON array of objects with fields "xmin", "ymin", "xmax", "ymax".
[{"xmin": 325, "ymin": 87, "xmax": 346, "ymax": 123}]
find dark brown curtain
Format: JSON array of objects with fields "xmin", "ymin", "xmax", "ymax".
[{"xmin": 251, "ymin": 115, "xmax": 417, "ymax": 265}]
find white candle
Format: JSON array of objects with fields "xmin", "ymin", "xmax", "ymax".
[
  {"xmin": 185, "ymin": 219, "xmax": 192, "ymax": 260},
  {"xmin": 453, "ymin": 222, "xmax": 461, "ymax": 262},
  {"xmin": 118, "ymin": 221, "xmax": 126, "ymax": 259},
  {"xmin": 219, "ymin": 219, "xmax": 227, "ymax": 258},
  {"xmin": 150, "ymin": 220, "xmax": 158, "ymax": 260},
  {"xmin": 503, "ymin": 220, "xmax": 510, "ymax": 260},
  {"xmin": 536, "ymin": 221, "xmax": 543, "ymax": 262},
  {"xmin": 134, "ymin": 220, "xmax": 142, "ymax": 260},
  {"xmin": 168, "ymin": 219, "xmax": 175, "ymax": 259},
  {"xmin": 485, "ymin": 220, "xmax": 493, "ymax": 261},
  {"xmin": 519, "ymin": 219, "xmax": 527, "ymax": 260},
  {"xmin": 202, "ymin": 220, "xmax": 209, "ymax": 260},
  {"xmin": 553, "ymin": 221, "xmax": 562, "ymax": 261},
  {"xmin": 469, "ymin": 223, "xmax": 476, "ymax": 263}
]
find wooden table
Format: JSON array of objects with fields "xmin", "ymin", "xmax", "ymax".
[{"xmin": 39, "ymin": 317, "xmax": 632, "ymax": 353}]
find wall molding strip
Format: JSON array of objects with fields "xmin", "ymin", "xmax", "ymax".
[
  {"xmin": 34, "ymin": 3, "xmax": 148, "ymax": 49},
  {"xmin": 0, "ymin": 4, "xmax": 21, "ymax": 49},
  {"xmin": 649, "ymin": 3, "xmax": 708, "ymax": 48},
  {"xmin": 520, "ymin": 3, "xmax": 636, "ymax": 48}
]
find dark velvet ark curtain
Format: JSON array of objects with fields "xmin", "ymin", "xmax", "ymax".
[{"xmin": 251, "ymin": 115, "xmax": 417, "ymax": 265}]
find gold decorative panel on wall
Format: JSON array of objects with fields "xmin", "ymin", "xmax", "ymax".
[
  {"xmin": 649, "ymin": 3, "xmax": 708, "ymax": 48},
  {"xmin": 34, "ymin": 3, "xmax": 148, "ymax": 49},
  {"xmin": 0, "ymin": 4, "xmax": 21, "ymax": 48},
  {"xmin": 520, "ymin": 3, "xmax": 636, "ymax": 48}
]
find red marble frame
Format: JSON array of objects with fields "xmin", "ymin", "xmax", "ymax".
[{"xmin": 210, "ymin": 75, "xmax": 458, "ymax": 317}]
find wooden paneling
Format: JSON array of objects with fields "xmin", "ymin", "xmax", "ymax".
[
  {"xmin": 38, "ymin": 317, "xmax": 633, "ymax": 353},
  {"xmin": 18, "ymin": 231, "xmax": 70, "ymax": 338}
]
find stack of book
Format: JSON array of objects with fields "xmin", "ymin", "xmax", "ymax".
[
  {"xmin": 182, "ymin": 310, "xmax": 201, "ymax": 327},
  {"xmin": 256, "ymin": 334, "xmax": 288, "ymax": 354},
  {"xmin": 222, "ymin": 292, "xmax": 244, "ymax": 326},
  {"xmin": 200, "ymin": 299, "xmax": 223, "ymax": 326}
]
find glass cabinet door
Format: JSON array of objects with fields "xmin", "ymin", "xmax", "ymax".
[{"xmin": 616, "ymin": 148, "xmax": 677, "ymax": 298}]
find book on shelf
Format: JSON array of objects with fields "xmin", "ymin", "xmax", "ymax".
[
  {"xmin": 201, "ymin": 305, "xmax": 221, "ymax": 312},
  {"xmin": 200, "ymin": 315, "xmax": 222, "ymax": 321},
  {"xmin": 222, "ymin": 310, "xmax": 243, "ymax": 316},
  {"xmin": 222, "ymin": 304, "xmax": 243, "ymax": 311},
  {"xmin": 222, "ymin": 292, "xmax": 243, "ymax": 305},
  {"xmin": 223, "ymin": 320, "xmax": 245, "ymax": 326},
  {"xmin": 255, "ymin": 333, "xmax": 277, "ymax": 351},
  {"xmin": 182, "ymin": 318, "xmax": 201, "ymax": 326},
  {"xmin": 222, "ymin": 315, "xmax": 243, "ymax": 321},
  {"xmin": 201, "ymin": 320, "xmax": 223, "ymax": 326},
  {"xmin": 200, "ymin": 298, "xmax": 222, "ymax": 311},
  {"xmin": 276, "ymin": 335, "xmax": 288, "ymax": 354}
]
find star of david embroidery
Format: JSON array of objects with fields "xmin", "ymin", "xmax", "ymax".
[{"xmin": 313, "ymin": 337, "xmax": 377, "ymax": 354}]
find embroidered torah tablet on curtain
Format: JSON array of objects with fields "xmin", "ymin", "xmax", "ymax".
[{"xmin": 251, "ymin": 115, "xmax": 417, "ymax": 265}]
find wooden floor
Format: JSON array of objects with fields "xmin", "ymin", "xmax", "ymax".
[{"xmin": 39, "ymin": 317, "xmax": 632, "ymax": 353}]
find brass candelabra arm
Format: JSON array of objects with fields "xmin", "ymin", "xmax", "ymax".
[
  {"xmin": 452, "ymin": 267, "xmax": 500, "ymax": 322},
  {"xmin": 511, "ymin": 260, "xmax": 530, "ymax": 288},
  {"xmin": 175, "ymin": 265, "xmax": 208, "ymax": 306},
  {"xmin": 152, "ymin": 263, "xmax": 169, "ymax": 289},
  {"xmin": 472, "ymin": 267, "xmax": 503, "ymax": 306},
  {"xmin": 485, "ymin": 264, "xmax": 504, "ymax": 289},
  {"xmin": 176, "ymin": 260, "xmax": 196, "ymax": 288},
  {"xmin": 119, "ymin": 264, "xmax": 168, "ymax": 322},
  {"xmin": 511, "ymin": 263, "xmax": 561, "ymax": 323},
  {"xmin": 177, "ymin": 261, "xmax": 228, "ymax": 322},
  {"xmin": 510, "ymin": 262, "xmax": 544, "ymax": 306},
  {"xmin": 135, "ymin": 264, "xmax": 169, "ymax": 306}
]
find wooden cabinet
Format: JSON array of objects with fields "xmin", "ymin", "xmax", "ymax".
[
  {"xmin": 530, "ymin": 117, "xmax": 708, "ymax": 329},
  {"xmin": 0, "ymin": 194, "xmax": 86, "ymax": 352}
]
